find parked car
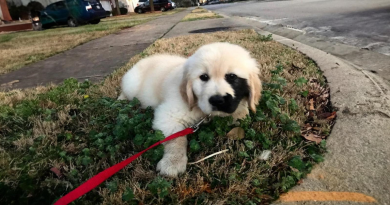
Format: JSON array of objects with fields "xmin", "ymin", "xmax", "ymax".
[
  {"xmin": 170, "ymin": 0, "xmax": 176, "ymax": 8},
  {"xmin": 136, "ymin": 0, "xmax": 148, "ymax": 7},
  {"xmin": 135, "ymin": 0, "xmax": 173, "ymax": 13},
  {"xmin": 32, "ymin": 0, "xmax": 106, "ymax": 30}
]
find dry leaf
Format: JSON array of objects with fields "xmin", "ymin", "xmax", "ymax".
[
  {"xmin": 297, "ymin": 179, "xmax": 303, "ymax": 185},
  {"xmin": 309, "ymin": 98, "xmax": 315, "ymax": 111},
  {"xmin": 318, "ymin": 112, "xmax": 333, "ymax": 119},
  {"xmin": 302, "ymin": 133, "xmax": 322, "ymax": 144},
  {"xmin": 50, "ymin": 167, "xmax": 62, "ymax": 178},
  {"xmin": 200, "ymin": 183, "xmax": 212, "ymax": 193},
  {"xmin": 326, "ymin": 111, "xmax": 337, "ymax": 120},
  {"xmin": 227, "ymin": 127, "xmax": 245, "ymax": 140}
]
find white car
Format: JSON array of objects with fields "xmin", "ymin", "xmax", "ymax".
[
  {"xmin": 137, "ymin": 0, "xmax": 148, "ymax": 7},
  {"xmin": 170, "ymin": 0, "xmax": 176, "ymax": 8}
]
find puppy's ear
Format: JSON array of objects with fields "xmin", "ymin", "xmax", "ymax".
[
  {"xmin": 180, "ymin": 75, "xmax": 196, "ymax": 109},
  {"xmin": 248, "ymin": 71, "xmax": 262, "ymax": 113}
]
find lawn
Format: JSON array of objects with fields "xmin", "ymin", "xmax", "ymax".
[
  {"xmin": 0, "ymin": 29, "xmax": 334, "ymax": 204},
  {"xmin": 181, "ymin": 7, "xmax": 223, "ymax": 22},
  {"xmin": 0, "ymin": 8, "xmax": 185, "ymax": 76}
]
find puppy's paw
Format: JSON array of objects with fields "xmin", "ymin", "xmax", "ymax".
[{"xmin": 156, "ymin": 155, "xmax": 187, "ymax": 177}]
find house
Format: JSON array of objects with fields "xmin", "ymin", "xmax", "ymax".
[{"xmin": 100, "ymin": 0, "xmax": 139, "ymax": 13}]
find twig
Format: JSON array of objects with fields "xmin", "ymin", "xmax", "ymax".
[{"xmin": 188, "ymin": 149, "xmax": 229, "ymax": 165}]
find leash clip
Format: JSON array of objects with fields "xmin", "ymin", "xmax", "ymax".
[{"xmin": 191, "ymin": 114, "xmax": 211, "ymax": 132}]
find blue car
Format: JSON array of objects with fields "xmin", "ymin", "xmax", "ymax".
[{"xmin": 32, "ymin": 0, "xmax": 106, "ymax": 30}]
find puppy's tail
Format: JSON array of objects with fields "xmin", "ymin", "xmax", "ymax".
[{"xmin": 117, "ymin": 92, "xmax": 127, "ymax": 100}]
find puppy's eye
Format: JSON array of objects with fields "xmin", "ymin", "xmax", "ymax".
[
  {"xmin": 200, "ymin": 74, "xmax": 209, "ymax": 81},
  {"xmin": 225, "ymin": 73, "xmax": 237, "ymax": 81}
]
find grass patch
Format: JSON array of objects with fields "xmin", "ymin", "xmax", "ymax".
[
  {"xmin": 181, "ymin": 7, "xmax": 223, "ymax": 22},
  {"xmin": 0, "ymin": 29, "xmax": 333, "ymax": 204},
  {"xmin": 0, "ymin": 9, "xmax": 185, "ymax": 76}
]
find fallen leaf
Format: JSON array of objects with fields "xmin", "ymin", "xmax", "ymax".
[
  {"xmin": 302, "ymin": 133, "xmax": 322, "ymax": 144},
  {"xmin": 50, "ymin": 167, "xmax": 62, "ymax": 178},
  {"xmin": 227, "ymin": 127, "xmax": 245, "ymax": 140},
  {"xmin": 326, "ymin": 111, "xmax": 337, "ymax": 120},
  {"xmin": 309, "ymin": 98, "xmax": 315, "ymax": 111},
  {"xmin": 200, "ymin": 183, "xmax": 212, "ymax": 193},
  {"xmin": 318, "ymin": 112, "xmax": 333, "ymax": 119},
  {"xmin": 297, "ymin": 179, "xmax": 304, "ymax": 185}
]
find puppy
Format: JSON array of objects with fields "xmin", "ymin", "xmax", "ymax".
[{"xmin": 118, "ymin": 42, "xmax": 262, "ymax": 177}]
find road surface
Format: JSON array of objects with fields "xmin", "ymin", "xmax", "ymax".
[{"xmin": 206, "ymin": 0, "xmax": 390, "ymax": 56}]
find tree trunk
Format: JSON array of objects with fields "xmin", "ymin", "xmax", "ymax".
[
  {"xmin": 0, "ymin": 0, "xmax": 12, "ymax": 21},
  {"xmin": 150, "ymin": 0, "xmax": 154, "ymax": 12},
  {"xmin": 115, "ymin": 0, "xmax": 120, "ymax": 15}
]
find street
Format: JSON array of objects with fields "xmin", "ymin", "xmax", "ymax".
[{"xmin": 206, "ymin": 0, "xmax": 390, "ymax": 56}]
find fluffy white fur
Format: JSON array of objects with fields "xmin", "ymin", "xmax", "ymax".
[{"xmin": 118, "ymin": 42, "xmax": 262, "ymax": 177}]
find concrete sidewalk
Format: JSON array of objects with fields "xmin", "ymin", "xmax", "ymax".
[
  {"xmin": 0, "ymin": 9, "xmax": 191, "ymax": 90},
  {"xmin": 164, "ymin": 15, "xmax": 390, "ymax": 204}
]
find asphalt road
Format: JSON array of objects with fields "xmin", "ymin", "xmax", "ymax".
[{"xmin": 205, "ymin": 0, "xmax": 390, "ymax": 56}]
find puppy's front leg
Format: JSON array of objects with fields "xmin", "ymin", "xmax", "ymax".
[
  {"xmin": 153, "ymin": 105, "xmax": 191, "ymax": 177},
  {"xmin": 156, "ymin": 136, "xmax": 188, "ymax": 177}
]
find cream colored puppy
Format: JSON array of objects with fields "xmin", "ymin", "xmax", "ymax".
[{"xmin": 118, "ymin": 42, "xmax": 262, "ymax": 177}]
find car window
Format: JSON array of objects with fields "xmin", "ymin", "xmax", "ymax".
[
  {"xmin": 139, "ymin": 0, "xmax": 147, "ymax": 2},
  {"xmin": 46, "ymin": 4, "xmax": 57, "ymax": 10},
  {"xmin": 56, "ymin": 1, "xmax": 66, "ymax": 9}
]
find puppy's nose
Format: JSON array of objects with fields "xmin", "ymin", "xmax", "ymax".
[{"xmin": 209, "ymin": 95, "xmax": 225, "ymax": 106}]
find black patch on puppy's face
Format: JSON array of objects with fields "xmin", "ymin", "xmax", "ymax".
[{"xmin": 209, "ymin": 74, "xmax": 250, "ymax": 113}]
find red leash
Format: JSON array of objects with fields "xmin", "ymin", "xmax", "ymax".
[{"xmin": 54, "ymin": 128, "xmax": 194, "ymax": 205}]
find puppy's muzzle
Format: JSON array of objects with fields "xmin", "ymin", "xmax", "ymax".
[
  {"xmin": 209, "ymin": 95, "xmax": 225, "ymax": 106},
  {"xmin": 209, "ymin": 94, "xmax": 234, "ymax": 112}
]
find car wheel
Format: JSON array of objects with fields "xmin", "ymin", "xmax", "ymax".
[
  {"xmin": 32, "ymin": 22, "xmax": 42, "ymax": 31},
  {"xmin": 90, "ymin": 19, "xmax": 100, "ymax": 24},
  {"xmin": 136, "ymin": 8, "xmax": 143, "ymax": 14},
  {"xmin": 67, "ymin": 17, "xmax": 78, "ymax": 27},
  {"xmin": 161, "ymin": 7, "xmax": 166, "ymax": 12}
]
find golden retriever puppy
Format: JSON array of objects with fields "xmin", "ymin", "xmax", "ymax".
[{"xmin": 118, "ymin": 42, "xmax": 262, "ymax": 177}]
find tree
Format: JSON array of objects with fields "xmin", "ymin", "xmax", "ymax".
[
  {"xmin": 149, "ymin": 0, "xmax": 154, "ymax": 12},
  {"xmin": 110, "ymin": 0, "xmax": 120, "ymax": 16},
  {"xmin": 0, "ymin": 0, "xmax": 12, "ymax": 21},
  {"xmin": 114, "ymin": 0, "xmax": 120, "ymax": 15}
]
